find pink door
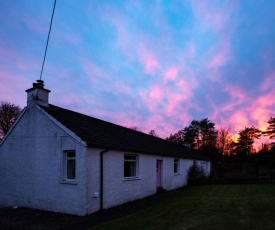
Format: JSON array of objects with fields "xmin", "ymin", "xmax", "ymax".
[{"xmin": 156, "ymin": 160, "xmax": 162, "ymax": 187}]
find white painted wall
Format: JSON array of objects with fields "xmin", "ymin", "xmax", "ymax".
[
  {"xmin": 85, "ymin": 147, "xmax": 101, "ymax": 214},
  {"xmin": 102, "ymin": 151, "xmax": 157, "ymax": 209},
  {"xmin": 85, "ymin": 149, "xmax": 209, "ymax": 213},
  {"xmin": 0, "ymin": 105, "xmax": 87, "ymax": 216}
]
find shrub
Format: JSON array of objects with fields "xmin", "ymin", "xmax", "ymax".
[{"xmin": 188, "ymin": 161, "xmax": 206, "ymax": 180}]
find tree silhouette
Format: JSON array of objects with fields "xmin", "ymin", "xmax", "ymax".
[
  {"xmin": 235, "ymin": 126, "xmax": 261, "ymax": 156},
  {"xmin": 182, "ymin": 118, "xmax": 217, "ymax": 150},
  {"xmin": 183, "ymin": 120, "xmax": 200, "ymax": 149},
  {"xmin": 263, "ymin": 117, "xmax": 275, "ymax": 139},
  {"xmin": 148, "ymin": 129, "xmax": 158, "ymax": 137},
  {"xmin": 199, "ymin": 118, "xmax": 217, "ymax": 148},
  {"xmin": 0, "ymin": 101, "xmax": 21, "ymax": 140},
  {"xmin": 166, "ymin": 130, "xmax": 184, "ymax": 144},
  {"xmin": 128, "ymin": 126, "xmax": 143, "ymax": 132},
  {"xmin": 216, "ymin": 127, "xmax": 232, "ymax": 155}
]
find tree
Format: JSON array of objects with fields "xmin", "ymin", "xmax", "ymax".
[
  {"xmin": 263, "ymin": 117, "xmax": 275, "ymax": 139},
  {"xmin": 199, "ymin": 118, "xmax": 217, "ymax": 148},
  {"xmin": 148, "ymin": 129, "xmax": 158, "ymax": 137},
  {"xmin": 182, "ymin": 118, "xmax": 217, "ymax": 150},
  {"xmin": 216, "ymin": 127, "xmax": 232, "ymax": 155},
  {"xmin": 182, "ymin": 120, "xmax": 200, "ymax": 149},
  {"xmin": 128, "ymin": 126, "xmax": 143, "ymax": 132},
  {"xmin": 235, "ymin": 126, "xmax": 261, "ymax": 156},
  {"xmin": 0, "ymin": 101, "xmax": 21, "ymax": 140},
  {"xmin": 166, "ymin": 130, "xmax": 184, "ymax": 144}
]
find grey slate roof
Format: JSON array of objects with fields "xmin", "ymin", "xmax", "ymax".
[{"xmin": 41, "ymin": 104, "xmax": 209, "ymax": 161}]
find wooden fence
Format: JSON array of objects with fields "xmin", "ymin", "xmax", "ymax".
[{"xmin": 188, "ymin": 177, "xmax": 275, "ymax": 186}]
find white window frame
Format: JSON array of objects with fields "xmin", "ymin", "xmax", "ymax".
[
  {"xmin": 64, "ymin": 151, "xmax": 76, "ymax": 181},
  {"xmin": 174, "ymin": 158, "xmax": 180, "ymax": 174},
  {"xmin": 124, "ymin": 154, "xmax": 138, "ymax": 178}
]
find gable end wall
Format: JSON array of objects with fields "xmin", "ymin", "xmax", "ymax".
[{"xmin": 0, "ymin": 106, "xmax": 87, "ymax": 216}]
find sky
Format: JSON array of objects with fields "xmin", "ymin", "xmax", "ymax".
[{"xmin": 0, "ymin": 0, "xmax": 274, "ymax": 145}]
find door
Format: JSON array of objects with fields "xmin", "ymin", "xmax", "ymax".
[{"xmin": 156, "ymin": 160, "xmax": 162, "ymax": 188}]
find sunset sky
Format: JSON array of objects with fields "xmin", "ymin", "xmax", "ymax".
[{"xmin": 0, "ymin": 1, "xmax": 274, "ymax": 144}]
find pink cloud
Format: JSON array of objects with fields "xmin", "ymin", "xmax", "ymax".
[
  {"xmin": 139, "ymin": 86, "xmax": 161, "ymax": 112},
  {"xmin": 164, "ymin": 67, "xmax": 178, "ymax": 82},
  {"xmin": 175, "ymin": 79, "xmax": 194, "ymax": 100},
  {"xmin": 114, "ymin": 81, "xmax": 134, "ymax": 97},
  {"xmin": 22, "ymin": 14, "xmax": 48, "ymax": 34},
  {"xmin": 189, "ymin": 1, "xmax": 237, "ymax": 31},
  {"xmin": 228, "ymin": 111, "xmax": 250, "ymax": 133},
  {"xmin": 149, "ymin": 85, "xmax": 163, "ymax": 101},
  {"xmin": 222, "ymin": 103, "xmax": 236, "ymax": 112},
  {"xmin": 79, "ymin": 59, "xmax": 107, "ymax": 84},
  {"xmin": 137, "ymin": 43, "xmax": 159, "ymax": 75},
  {"xmin": 206, "ymin": 95, "xmax": 219, "ymax": 120},
  {"xmin": 165, "ymin": 93, "xmax": 183, "ymax": 116},
  {"xmin": 114, "ymin": 109, "xmax": 190, "ymax": 139},
  {"xmin": 0, "ymin": 74, "xmax": 30, "ymax": 108},
  {"xmin": 262, "ymin": 71, "xmax": 275, "ymax": 91},
  {"xmin": 107, "ymin": 15, "xmax": 131, "ymax": 54},
  {"xmin": 250, "ymin": 93, "xmax": 275, "ymax": 131},
  {"xmin": 217, "ymin": 81, "xmax": 275, "ymax": 146},
  {"xmin": 206, "ymin": 40, "xmax": 231, "ymax": 69},
  {"xmin": 0, "ymin": 44, "xmax": 41, "ymax": 72},
  {"xmin": 224, "ymin": 85, "xmax": 245, "ymax": 105}
]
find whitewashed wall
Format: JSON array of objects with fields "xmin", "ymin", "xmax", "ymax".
[
  {"xmin": 0, "ymin": 105, "xmax": 87, "ymax": 216},
  {"xmin": 85, "ymin": 149, "xmax": 205, "ymax": 213},
  {"xmin": 85, "ymin": 147, "xmax": 101, "ymax": 214}
]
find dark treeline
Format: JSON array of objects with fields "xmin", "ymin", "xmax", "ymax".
[{"xmin": 166, "ymin": 117, "xmax": 275, "ymax": 178}]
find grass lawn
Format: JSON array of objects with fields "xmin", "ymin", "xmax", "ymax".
[
  {"xmin": 93, "ymin": 184, "xmax": 275, "ymax": 230},
  {"xmin": 1, "ymin": 184, "xmax": 275, "ymax": 229}
]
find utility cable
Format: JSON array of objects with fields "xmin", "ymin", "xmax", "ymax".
[{"xmin": 39, "ymin": 0, "xmax": 57, "ymax": 81}]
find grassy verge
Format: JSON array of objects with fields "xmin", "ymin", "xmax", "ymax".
[{"xmin": 92, "ymin": 184, "xmax": 275, "ymax": 230}]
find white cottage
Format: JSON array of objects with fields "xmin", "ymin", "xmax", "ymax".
[{"xmin": 0, "ymin": 81, "xmax": 211, "ymax": 216}]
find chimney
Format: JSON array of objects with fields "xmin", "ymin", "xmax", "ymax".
[{"xmin": 26, "ymin": 80, "xmax": 51, "ymax": 107}]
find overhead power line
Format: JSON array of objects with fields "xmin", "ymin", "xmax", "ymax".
[{"xmin": 39, "ymin": 0, "xmax": 57, "ymax": 81}]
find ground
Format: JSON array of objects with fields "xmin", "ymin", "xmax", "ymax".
[
  {"xmin": 1, "ymin": 184, "xmax": 275, "ymax": 230},
  {"xmin": 0, "ymin": 188, "xmax": 183, "ymax": 230}
]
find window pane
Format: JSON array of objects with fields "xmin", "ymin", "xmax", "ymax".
[
  {"xmin": 67, "ymin": 159, "xmax": 76, "ymax": 179},
  {"xmin": 130, "ymin": 162, "xmax": 136, "ymax": 176},
  {"xmin": 124, "ymin": 159, "xmax": 136, "ymax": 177}
]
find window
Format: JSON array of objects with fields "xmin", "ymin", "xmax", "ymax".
[
  {"xmin": 124, "ymin": 154, "xmax": 138, "ymax": 178},
  {"xmin": 174, "ymin": 159, "xmax": 179, "ymax": 174},
  {"xmin": 65, "ymin": 151, "xmax": 76, "ymax": 180}
]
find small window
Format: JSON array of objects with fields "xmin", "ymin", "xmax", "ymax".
[
  {"xmin": 174, "ymin": 159, "xmax": 179, "ymax": 174},
  {"xmin": 124, "ymin": 154, "xmax": 138, "ymax": 178},
  {"xmin": 65, "ymin": 151, "xmax": 76, "ymax": 180}
]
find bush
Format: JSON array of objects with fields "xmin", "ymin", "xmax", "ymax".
[{"xmin": 188, "ymin": 161, "xmax": 206, "ymax": 180}]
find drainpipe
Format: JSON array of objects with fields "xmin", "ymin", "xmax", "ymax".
[{"xmin": 100, "ymin": 148, "xmax": 109, "ymax": 211}]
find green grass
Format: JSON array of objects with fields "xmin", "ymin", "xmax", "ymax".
[{"xmin": 92, "ymin": 185, "xmax": 275, "ymax": 230}]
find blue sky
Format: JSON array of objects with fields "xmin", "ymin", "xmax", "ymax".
[{"xmin": 0, "ymin": 0, "xmax": 274, "ymax": 144}]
